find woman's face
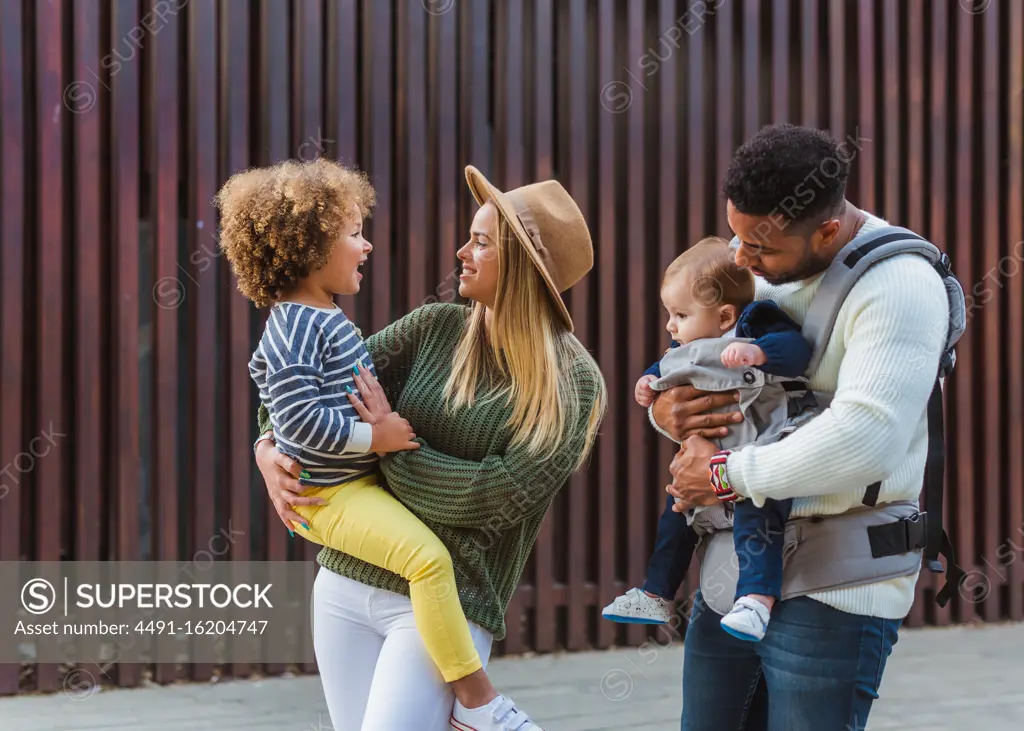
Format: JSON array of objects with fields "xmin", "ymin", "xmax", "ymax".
[
  {"xmin": 456, "ymin": 201, "xmax": 501, "ymax": 308},
  {"xmin": 319, "ymin": 212, "xmax": 372, "ymax": 296}
]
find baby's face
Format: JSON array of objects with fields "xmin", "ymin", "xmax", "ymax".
[{"xmin": 661, "ymin": 275, "xmax": 736, "ymax": 345}]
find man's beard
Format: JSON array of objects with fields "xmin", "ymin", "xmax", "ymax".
[{"xmin": 763, "ymin": 247, "xmax": 832, "ymax": 285}]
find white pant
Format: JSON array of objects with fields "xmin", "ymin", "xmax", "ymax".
[{"xmin": 313, "ymin": 568, "xmax": 494, "ymax": 731}]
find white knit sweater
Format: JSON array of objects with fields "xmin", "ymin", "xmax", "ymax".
[{"xmin": 726, "ymin": 213, "xmax": 949, "ymax": 619}]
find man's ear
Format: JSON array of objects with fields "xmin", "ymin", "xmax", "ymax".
[
  {"xmin": 813, "ymin": 218, "xmax": 842, "ymax": 253},
  {"xmin": 719, "ymin": 304, "xmax": 739, "ymax": 332}
]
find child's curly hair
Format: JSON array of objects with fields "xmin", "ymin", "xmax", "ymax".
[{"xmin": 214, "ymin": 158, "xmax": 376, "ymax": 308}]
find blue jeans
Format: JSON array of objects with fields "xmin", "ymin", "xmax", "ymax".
[
  {"xmin": 733, "ymin": 497, "xmax": 792, "ymax": 599},
  {"xmin": 681, "ymin": 592, "xmax": 902, "ymax": 731}
]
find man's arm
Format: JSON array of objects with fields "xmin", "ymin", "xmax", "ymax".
[{"xmin": 725, "ymin": 256, "xmax": 949, "ymax": 504}]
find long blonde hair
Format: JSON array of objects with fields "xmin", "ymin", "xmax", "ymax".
[{"xmin": 443, "ymin": 213, "xmax": 607, "ymax": 470}]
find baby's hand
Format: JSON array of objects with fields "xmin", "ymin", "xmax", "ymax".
[
  {"xmin": 721, "ymin": 342, "xmax": 767, "ymax": 369},
  {"xmin": 635, "ymin": 375, "xmax": 658, "ymax": 408}
]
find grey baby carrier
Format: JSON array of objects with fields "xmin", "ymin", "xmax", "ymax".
[
  {"xmin": 690, "ymin": 226, "xmax": 967, "ymax": 615},
  {"xmin": 650, "ymin": 338, "xmax": 820, "ymax": 532}
]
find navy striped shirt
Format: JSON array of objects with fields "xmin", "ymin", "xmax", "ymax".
[{"xmin": 250, "ymin": 302, "xmax": 377, "ymax": 486}]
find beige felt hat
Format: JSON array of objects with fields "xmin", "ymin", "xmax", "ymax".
[{"xmin": 464, "ymin": 165, "xmax": 593, "ymax": 332}]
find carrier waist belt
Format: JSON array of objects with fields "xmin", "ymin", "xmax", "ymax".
[{"xmin": 696, "ymin": 500, "xmax": 925, "ymax": 616}]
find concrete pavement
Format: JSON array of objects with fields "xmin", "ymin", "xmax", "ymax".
[{"xmin": 1, "ymin": 623, "xmax": 1021, "ymax": 730}]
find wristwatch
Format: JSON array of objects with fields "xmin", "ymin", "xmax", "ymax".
[
  {"xmin": 253, "ymin": 430, "xmax": 275, "ymax": 455},
  {"xmin": 709, "ymin": 450, "xmax": 739, "ymax": 502}
]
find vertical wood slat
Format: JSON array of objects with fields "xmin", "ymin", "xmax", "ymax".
[
  {"xmin": 110, "ymin": 0, "xmax": 143, "ymax": 685},
  {"xmin": 34, "ymin": 0, "xmax": 66, "ymax": 693},
  {"xmin": 715, "ymin": 0, "xmax": 735, "ymax": 237},
  {"xmin": 799, "ymin": 0, "xmax": 817, "ymax": 126},
  {"xmin": 457, "ymin": 0, "xmax": 491, "ymax": 247},
  {"xmin": 565, "ymin": 0, "xmax": 590, "ymax": 654},
  {"xmin": 431, "ymin": 3, "xmax": 458, "ymax": 302},
  {"xmin": 401, "ymin": 0, "xmax": 428, "ymax": 313},
  {"xmin": 1007, "ymin": 0, "xmax": 1024, "ymax": 623},
  {"xmin": 498, "ymin": 0, "xmax": 526, "ymax": 655},
  {"xmin": 221, "ymin": 0, "xmax": 252, "ymax": 680},
  {"xmin": 743, "ymin": 0, "xmax": 761, "ymax": 139},
  {"xmin": 73, "ymin": 0, "xmax": 104, "ymax": 568},
  {"xmin": 595, "ymin": 0, "xmax": 618, "ymax": 651},
  {"xmin": 856, "ymin": 0, "xmax": 876, "ymax": 212},
  {"xmin": 259, "ymin": 0, "xmax": 290, "ymax": 676},
  {"xmin": 771, "ymin": 0, "xmax": 790, "ymax": 124},
  {"xmin": 151, "ymin": 0, "xmax": 181, "ymax": 685},
  {"xmin": 953, "ymin": 3, "xmax": 977, "ymax": 622},
  {"xmin": 328, "ymin": 0, "xmax": 359, "ymax": 319},
  {"xmin": 0, "ymin": 0, "xmax": 26, "ymax": 697},
  {"xmin": 683, "ymin": 0, "xmax": 707, "ymax": 600},
  {"xmin": 531, "ymin": 0, "xmax": 557, "ymax": 656},
  {"xmin": 655, "ymin": 0, "xmax": 679, "ymax": 616},
  {"xmin": 68, "ymin": 0, "xmax": 109, "ymax": 682},
  {"xmin": 882, "ymin": 0, "xmax": 901, "ymax": 223},
  {"xmin": 364, "ymin": 1, "xmax": 393, "ymax": 334},
  {"xmin": 687, "ymin": 4, "xmax": 707, "ymax": 250},
  {"xmin": 292, "ymin": 0, "xmax": 324, "ymax": 579},
  {"xmin": 928, "ymin": 0, "xmax": 952, "ymax": 626},
  {"xmin": 499, "ymin": 0, "xmax": 525, "ymax": 190},
  {"xmin": 624, "ymin": 0, "xmax": 648, "ymax": 650},
  {"xmin": 460, "ymin": 0, "xmax": 491, "ymax": 196},
  {"xmin": 188, "ymin": 0, "xmax": 218, "ymax": 683},
  {"xmin": 827, "ymin": 0, "xmax": 846, "ymax": 144},
  {"xmin": 905, "ymin": 0, "xmax": 926, "ymax": 628},
  {"xmin": 980, "ymin": 3, "xmax": 1002, "ymax": 624}
]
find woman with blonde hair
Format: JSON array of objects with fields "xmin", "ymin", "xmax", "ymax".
[{"xmin": 255, "ymin": 166, "xmax": 606, "ymax": 731}]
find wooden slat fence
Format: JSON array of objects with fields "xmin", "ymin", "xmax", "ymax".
[{"xmin": 0, "ymin": 0, "xmax": 1022, "ymax": 696}]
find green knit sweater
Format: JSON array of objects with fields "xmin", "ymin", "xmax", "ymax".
[{"xmin": 257, "ymin": 303, "xmax": 602, "ymax": 639}]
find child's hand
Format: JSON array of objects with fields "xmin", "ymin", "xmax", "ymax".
[
  {"xmin": 721, "ymin": 342, "xmax": 767, "ymax": 369},
  {"xmin": 369, "ymin": 411, "xmax": 421, "ymax": 453},
  {"xmin": 635, "ymin": 375, "xmax": 658, "ymax": 408}
]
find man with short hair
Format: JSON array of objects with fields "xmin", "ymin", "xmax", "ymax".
[{"xmin": 653, "ymin": 124, "xmax": 949, "ymax": 731}]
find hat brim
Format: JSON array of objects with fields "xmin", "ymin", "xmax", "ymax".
[{"xmin": 464, "ymin": 165, "xmax": 574, "ymax": 332}]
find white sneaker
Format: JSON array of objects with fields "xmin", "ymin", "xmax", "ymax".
[
  {"xmin": 601, "ymin": 587, "xmax": 672, "ymax": 625},
  {"xmin": 719, "ymin": 596, "xmax": 771, "ymax": 642},
  {"xmin": 451, "ymin": 695, "xmax": 543, "ymax": 731}
]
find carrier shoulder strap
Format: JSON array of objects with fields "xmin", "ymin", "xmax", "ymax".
[
  {"xmin": 802, "ymin": 224, "xmax": 965, "ymax": 607},
  {"xmin": 803, "ymin": 226, "xmax": 945, "ymax": 374}
]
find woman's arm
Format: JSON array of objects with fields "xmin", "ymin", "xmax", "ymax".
[
  {"xmin": 364, "ymin": 303, "xmax": 463, "ymax": 405},
  {"xmin": 254, "ymin": 439, "xmax": 325, "ymax": 530},
  {"xmin": 381, "ymin": 365, "xmax": 599, "ymax": 529}
]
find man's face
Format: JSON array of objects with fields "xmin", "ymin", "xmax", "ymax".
[{"xmin": 726, "ymin": 200, "xmax": 838, "ymax": 285}]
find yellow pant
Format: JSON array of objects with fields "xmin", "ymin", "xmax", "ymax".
[{"xmin": 293, "ymin": 474, "xmax": 482, "ymax": 682}]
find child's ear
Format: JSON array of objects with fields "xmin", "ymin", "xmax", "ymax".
[{"xmin": 718, "ymin": 304, "xmax": 739, "ymax": 332}]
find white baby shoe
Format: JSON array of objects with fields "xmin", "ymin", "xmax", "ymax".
[
  {"xmin": 719, "ymin": 595, "xmax": 771, "ymax": 641},
  {"xmin": 601, "ymin": 587, "xmax": 672, "ymax": 625}
]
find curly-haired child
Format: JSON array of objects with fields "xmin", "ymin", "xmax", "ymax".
[{"xmin": 215, "ymin": 158, "xmax": 515, "ymax": 713}]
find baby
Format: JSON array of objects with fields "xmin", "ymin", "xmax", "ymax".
[{"xmin": 604, "ymin": 236, "xmax": 812, "ymax": 641}]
